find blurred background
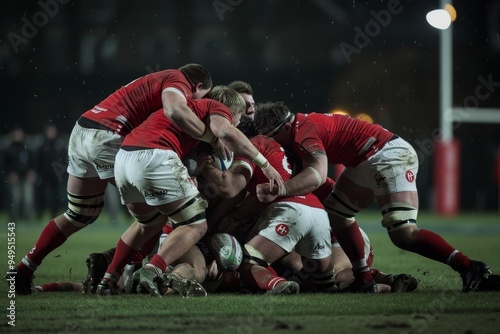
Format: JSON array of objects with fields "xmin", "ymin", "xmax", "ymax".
[{"xmin": 0, "ymin": 0, "xmax": 499, "ymax": 221}]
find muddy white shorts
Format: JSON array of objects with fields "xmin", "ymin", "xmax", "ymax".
[
  {"xmin": 114, "ymin": 148, "xmax": 199, "ymax": 206},
  {"xmin": 342, "ymin": 137, "xmax": 419, "ymax": 196},
  {"xmin": 67, "ymin": 122, "xmax": 123, "ymax": 179},
  {"xmin": 255, "ymin": 201, "xmax": 332, "ymax": 260}
]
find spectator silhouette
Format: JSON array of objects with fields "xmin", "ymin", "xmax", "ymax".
[
  {"xmin": 4, "ymin": 127, "xmax": 37, "ymax": 221},
  {"xmin": 36, "ymin": 124, "xmax": 68, "ymax": 218}
]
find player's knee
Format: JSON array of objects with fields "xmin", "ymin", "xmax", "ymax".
[
  {"xmin": 132, "ymin": 210, "xmax": 165, "ymax": 226},
  {"xmin": 64, "ymin": 191, "xmax": 105, "ymax": 226},
  {"xmin": 242, "ymin": 244, "xmax": 270, "ymax": 267},
  {"xmin": 381, "ymin": 202, "xmax": 418, "ymax": 231},
  {"xmin": 167, "ymin": 196, "xmax": 208, "ymax": 228},
  {"xmin": 324, "ymin": 190, "xmax": 361, "ymax": 221}
]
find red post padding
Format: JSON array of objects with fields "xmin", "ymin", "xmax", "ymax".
[{"xmin": 434, "ymin": 138, "xmax": 460, "ymax": 216}]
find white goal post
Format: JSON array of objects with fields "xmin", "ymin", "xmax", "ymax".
[{"xmin": 436, "ymin": 0, "xmax": 500, "ymax": 215}]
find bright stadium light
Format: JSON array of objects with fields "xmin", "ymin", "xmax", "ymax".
[
  {"xmin": 329, "ymin": 109, "xmax": 350, "ymax": 116},
  {"xmin": 426, "ymin": 9, "xmax": 452, "ymax": 30}
]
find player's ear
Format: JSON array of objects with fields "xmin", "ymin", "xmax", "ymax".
[
  {"xmin": 193, "ymin": 82, "xmax": 203, "ymax": 92},
  {"xmin": 283, "ymin": 122, "xmax": 292, "ymax": 133}
]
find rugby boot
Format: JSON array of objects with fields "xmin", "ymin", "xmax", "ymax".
[{"xmin": 461, "ymin": 261, "xmax": 491, "ymax": 292}]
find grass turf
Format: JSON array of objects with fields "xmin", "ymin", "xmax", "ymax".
[{"xmin": 1, "ymin": 211, "xmax": 500, "ymax": 333}]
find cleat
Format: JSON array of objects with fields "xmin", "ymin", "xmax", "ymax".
[
  {"xmin": 137, "ymin": 267, "xmax": 162, "ymax": 297},
  {"xmin": 123, "ymin": 263, "xmax": 141, "ymax": 294},
  {"xmin": 341, "ymin": 279, "xmax": 379, "ymax": 293},
  {"xmin": 159, "ymin": 273, "xmax": 207, "ymax": 297},
  {"xmin": 382, "ymin": 274, "xmax": 419, "ymax": 293},
  {"xmin": 82, "ymin": 248, "xmax": 115, "ymax": 294},
  {"xmin": 5, "ymin": 266, "xmax": 33, "ymax": 295},
  {"xmin": 461, "ymin": 261, "xmax": 491, "ymax": 292},
  {"xmin": 266, "ymin": 281, "xmax": 300, "ymax": 295},
  {"xmin": 96, "ymin": 278, "xmax": 119, "ymax": 296},
  {"xmin": 477, "ymin": 274, "xmax": 500, "ymax": 292}
]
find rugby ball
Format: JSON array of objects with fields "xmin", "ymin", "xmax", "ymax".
[
  {"xmin": 211, "ymin": 151, "xmax": 234, "ymax": 171},
  {"xmin": 209, "ymin": 233, "xmax": 243, "ymax": 271}
]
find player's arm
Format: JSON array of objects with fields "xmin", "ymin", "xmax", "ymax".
[
  {"xmin": 209, "ymin": 115, "xmax": 283, "ymax": 187},
  {"xmin": 256, "ymin": 150, "xmax": 328, "ymax": 203},
  {"xmin": 162, "ymin": 90, "xmax": 206, "ymax": 139},
  {"xmin": 281, "ymin": 150, "xmax": 328, "ymax": 195}
]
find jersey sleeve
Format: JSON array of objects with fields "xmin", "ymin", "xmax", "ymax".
[
  {"xmin": 207, "ymin": 100, "xmax": 233, "ymax": 124},
  {"xmin": 293, "ymin": 121, "xmax": 326, "ymax": 158}
]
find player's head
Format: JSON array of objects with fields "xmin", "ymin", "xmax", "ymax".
[
  {"xmin": 254, "ymin": 101, "xmax": 293, "ymax": 137},
  {"xmin": 237, "ymin": 115, "xmax": 258, "ymax": 139},
  {"xmin": 227, "ymin": 81, "xmax": 255, "ymax": 119},
  {"xmin": 205, "ymin": 85, "xmax": 246, "ymax": 126},
  {"xmin": 179, "ymin": 63, "xmax": 213, "ymax": 99}
]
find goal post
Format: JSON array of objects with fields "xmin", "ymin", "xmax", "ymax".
[{"xmin": 435, "ymin": 0, "xmax": 500, "ymax": 215}]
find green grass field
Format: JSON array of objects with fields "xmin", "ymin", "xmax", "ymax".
[{"xmin": 1, "ymin": 211, "xmax": 500, "ymax": 334}]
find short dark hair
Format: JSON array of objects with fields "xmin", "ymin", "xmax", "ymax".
[
  {"xmin": 179, "ymin": 63, "xmax": 213, "ymax": 90},
  {"xmin": 253, "ymin": 101, "xmax": 291, "ymax": 135},
  {"xmin": 227, "ymin": 80, "xmax": 253, "ymax": 96}
]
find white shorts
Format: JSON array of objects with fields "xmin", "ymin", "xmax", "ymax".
[
  {"xmin": 67, "ymin": 122, "xmax": 123, "ymax": 179},
  {"xmin": 342, "ymin": 137, "xmax": 419, "ymax": 196},
  {"xmin": 255, "ymin": 202, "xmax": 332, "ymax": 260},
  {"xmin": 114, "ymin": 148, "xmax": 199, "ymax": 206}
]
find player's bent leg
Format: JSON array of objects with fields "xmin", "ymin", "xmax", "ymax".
[
  {"xmin": 380, "ymin": 197, "xmax": 493, "ymax": 292},
  {"xmin": 175, "ymin": 246, "xmax": 207, "ymax": 284},
  {"xmin": 97, "ymin": 208, "xmax": 166, "ymax": 296},
  {"xmin": 325, "ymin": 187, "xmax": 377, "ymax": 292},
  {"xmin": 8, "ymin": 176, "xmax": 109, "ymax": 295},
  {"xmin": 154, "ymin": 195, "xmax": 208, "ymax": 264},
  {"xmin": 238, "ymin": 242, "xmax": 298, "ymax": 295},
  {"xmin": 135, "ymin": 195, "xmax": 208, "ymax": 297}
]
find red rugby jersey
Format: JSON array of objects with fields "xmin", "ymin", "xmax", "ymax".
[
  {"xmin": 121, "ymin": 98, "xmax": 233, "ymax": 159},
  {"xmin": 292, "ymin": 113, "xmax": 394, "ymax": 167},
  {"xmin": 81, "ymin": 69, "xmax": 193, "ymax": 136}
]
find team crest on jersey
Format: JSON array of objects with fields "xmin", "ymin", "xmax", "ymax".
[{"xmin": 275, "ymin": 224, "xmax": 289, "ymax": 236}]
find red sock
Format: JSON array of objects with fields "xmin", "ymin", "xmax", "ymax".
[
  {"xmin": 107, "ymin": 239, "xmax": 140, "ymax": 278},
  {"xmin": 239, "ymin": 263, "xmax": 286, "ymax": 291},
  {"xmin": 448, "ymin": 251, "xmax": 472, "ymax": 273},
  {"xmin": 413, "ymin": 229, "xmax": 471, "ymax": 272},
  {"xmin": 19, "ymin": 220, "xmax": 67, "ymax": 276},
  {"xmin": 147, "ymin": 254, "xmax": 167, "ymax": 273},
  {"xmin": 333, "ymin": 221, "xmax": 372, "ymax": 283}
]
